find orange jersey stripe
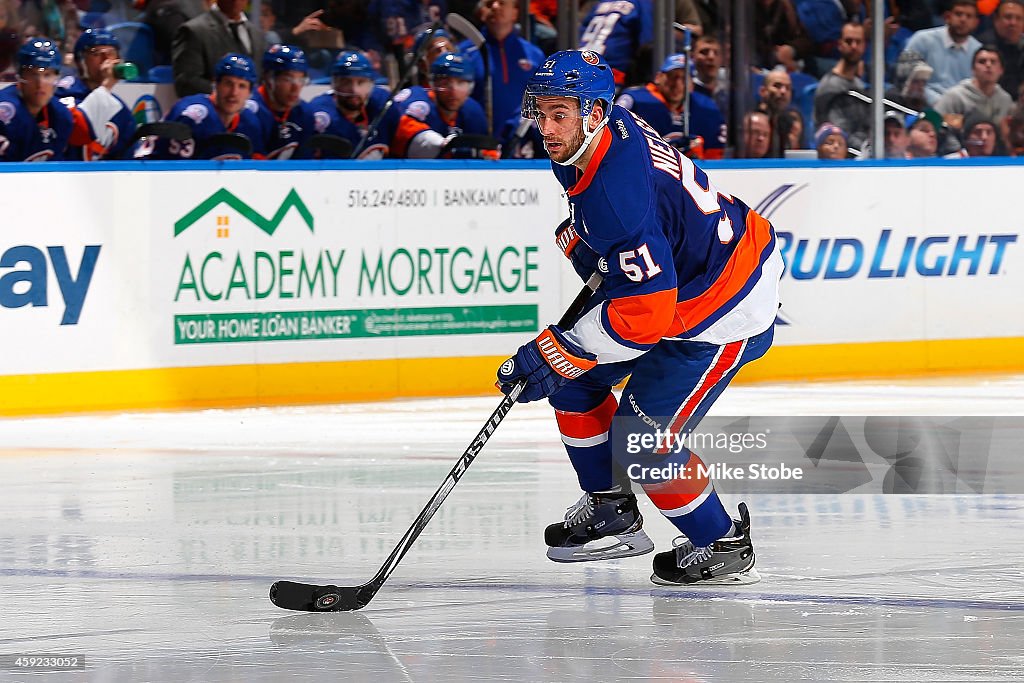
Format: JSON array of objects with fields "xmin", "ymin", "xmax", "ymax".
[
  {"xmin": 672, "ymin": 211, "xmax": 774, "ymax": 334},
  {"xmin": 568, "ymin": 126, "xmax": 612, "ymax": 197},
  {"xmin": 68, "ymin": 107, "xmax": 93, "ymax": 147},
  {"xmin": 643, "ymin": 452, "xmax": 711, "ymax": 510},
  {"xmin": 606, "ymin": 288, "xmax": 678, "ymax": 345},
  {"xmin": 390, "ymin": 114, "xmax": 430, "ymax": 158},
  {"xmin": 554, "ymin": 393, "xmax": 617, "ymax": 439}
]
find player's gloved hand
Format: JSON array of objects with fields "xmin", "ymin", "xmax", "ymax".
[
  {"xmin": 497, "ymin": 325, "xmax": 598, "ymax": 403},
  {"xmin": 555, "ymin": 218, "xmax": 602, "ymax": 282}
]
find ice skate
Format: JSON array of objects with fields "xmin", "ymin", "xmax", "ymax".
[
  {"xmin": 650, "ymin": 502, "xmax": 760, "ymax": 586},
  {"xmin": 545, "ymin": 490, "xmax": 655, "ymax": 562}
]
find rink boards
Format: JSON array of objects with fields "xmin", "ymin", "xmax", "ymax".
[{"xmin": 1, "ymin": 158, "xmax": 1021, "ymax": 414}]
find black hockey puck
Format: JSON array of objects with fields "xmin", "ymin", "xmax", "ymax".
[{"xmin": 313, "ymin": 586, "xmax": 343, "ymax": 611}]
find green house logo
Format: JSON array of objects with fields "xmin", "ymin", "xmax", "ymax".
[{"xmin": 174, "ymin": 188, "xmax": 314, "ymax": 236}]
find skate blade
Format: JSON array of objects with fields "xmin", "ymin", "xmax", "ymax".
[
  {"xmin": 650, "ymin": 567, "xmax": 761, "ymax": 587},
  {"xmin": 547, "ymin": 530, "xmax": 655, "ymax": 563}
]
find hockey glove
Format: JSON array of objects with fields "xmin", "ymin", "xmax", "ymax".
[
  {"xmin": 497, "ymin": 326, "xmax": 598, "ymax": 403},
  {"xmin": 555, "ymin": 218, "xmax": 602, "ymax": 282}
]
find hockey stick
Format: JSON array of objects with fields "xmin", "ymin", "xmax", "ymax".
[
  {"xmin": 446, "ymin": 12, "xmax": 492, "ymax": 137},
  {"xmin": 350, "ymin": 22, "xmax": 443, "ymax": 159},
  {"xmin": 270, "ymin": 270, "xmax": 604, "ymax": 612}
]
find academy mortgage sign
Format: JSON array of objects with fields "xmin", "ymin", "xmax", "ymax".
[{"xmin": 168, "ymin": 179, "xmax": 554, "ymax": 349}]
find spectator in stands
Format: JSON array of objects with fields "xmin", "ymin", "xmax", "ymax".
[
  {"xmin": 528, "ymin": 0, "xmax": 558, "ymax": 54},
  {"xmin": 615, "ymin": 53, "xmax": 727, "ymax": 159},
  {"xmin": 461, "ymin": 0, "xmax": 544, "ymax": 134},
  {"xmin": 0, "ymin": 0, "xmax": 21, "ymax": 81},
  {"xmin": 0, "ymin": 38, "xmax": 121, "ymax": 161},
  {"xmin": 740, "ymin": 110, "xmax": 773, "ymax": 158},
  {"xmin": 814, "ymin": 122, "xmax": 848, "ymax": 159},
  {"xmin": 140, "ymin": 0, "xmax": 207, "ymax": 63},
  {"xmin": 675, "ymin": 0, "xmax": 705, "ymax": 36},
  {"xmin": 962, "ymin": 113, "xmax": 1003, "ymax": 154},
  {"xmin": 691, "ymin": 34, "xmax": 728, "ymax": 117},
  {"xmin": 754, "ymin": 0, "xmax": 811, "ymax": 70},
  {"xmin": 904, "ymin": 108, "xmax": 955, "ymax": 157},
  {"xmin": 391, "ymin": 52, "xmax": 491, "ymax": 158},
  {"xmin": 814, "ymin": 21, "xmax": 871, "ymax": 149},
  {"xmin": 366, "ymin": 0, "xmax": 445, "ymax": 55},
  {"xmin": 886, "ymin": 50, "xmax": 933, "ymax": 111},
  {"xmin": 252, "ymin": 45, "xmax": 315, "ymax": 159},
  {"xmin": 309, "ymin": 50, "xmax": 393, "ymax": 158},
  {"xmin": 172, "ymin": 0, "xmax": 266, "ymax": 97},
  {"xmin": 57, "ymin": 28, "xmax": 136, "ymax": 160},
  {"xmin": 935, "ymin": 44, "xmax": 1014, "ymax": 131},
  {"xmin": 779, "ymin": 108, "xmax": 806, "ymax": 150},
  {"xmin": 1005, "ymin": 108, "xmax": 1024, "ymax": 152},
  {"xmin": 154, "ymin": 53, "xmax": 265, "ymax": 159},
  {"xmin": 901, "ymin": 0, "xmax": 981, "ymax": 105},
  {"xmin": 977, "ymin": 0, "xmax": 1024, "ymax": 100},
  {"xmin": 259, "ymin": 3, "xmax": 284, "ymax": 45},
  {"xmin": 578, "ymin": 0, "xmax": 654, "ymax": 85},
  {"xmin": 883, "ymin": 110, "xmax": 910, "ymax": 157}
]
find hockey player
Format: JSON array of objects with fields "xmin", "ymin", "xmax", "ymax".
[
  {"xmin": 390, "ymin": 52, "xmax": 491, "ymax": 158},
  {"xmin": 615, "ymin": 53, "xmax": 727, "ymax": 160},
  {"xmin": 309, "ymin": 50, "xmax": 392, "ymax": 159},
  {"xmin": 0, "ymin": 38, "xmax": 124, "ymax": 161},
  {"xmin": 252, "ymin": 44, "xmax": 314, "ymax": 160},
  {"xmin": 57, "ymin": 28, "xmax": 137, "ymax": 160},
  {"xmin": 496, "ymin": 50, "xmax": 783, "ymax": 586},
  {"xmin": 150, "ymin": 53, "xmax": 265, "ymax": 160}
]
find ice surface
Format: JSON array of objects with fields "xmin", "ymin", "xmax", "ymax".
[{"xmin": 1, "ymin": 375, "xmax": 1023, "ymax": 681}]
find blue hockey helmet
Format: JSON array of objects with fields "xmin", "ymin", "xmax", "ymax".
[
  {"xmin": 331, "ymin": 50, "xmax": 377, "ymax": 80},
  {"xmin": 215, "ymin": 53, "xmax": 258, "ymax": 84},
  {"xmin": 413, "ymin": 26, "xmax": 451, "ymax": 57},
  {"xmin": 430, "ymin": 53, "xmax": 473, "ymax": 81},
  {"xmin": 522, "ymin": 50, "xmax": 615, "ymax": 122},
  {"xmin": 263, "ymin": 44, "xmax": 308, "ymax": 74},
  {"xmin": 522, "ymin": 50, "xmax": 615, "ymax": 166},
  {"xmin": 17, "ymin": 38, "xmax": 61, "ymax": 72},
  {"xmin": 74, "ymin": 28, "xmax": 121, "ymax": 60}
]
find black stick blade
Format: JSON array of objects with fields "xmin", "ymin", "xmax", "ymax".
[{"xmin": 270, "ymin": 581, "xmax": 368, "ymax": 612}]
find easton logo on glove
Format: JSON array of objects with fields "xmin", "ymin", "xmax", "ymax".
[{"xmin": 536, "ymin": 329, "xmax": 597, "ymax": 379}]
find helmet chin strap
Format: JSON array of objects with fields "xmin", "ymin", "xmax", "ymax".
[{"xmin": 553, "ymin": 114, "xmax": 609, "ymax": 167}]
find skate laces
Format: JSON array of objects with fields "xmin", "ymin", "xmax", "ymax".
[
  {"xmin": 671, "ymin": 536, "xmax": 714, "ymax": 568},
  {"xmin": 564, "ymin": 493, "xmax": 594, "ymax": 527}
]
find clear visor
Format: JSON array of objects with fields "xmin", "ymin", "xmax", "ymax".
[
  {"xmin": 432, "ymin": 77, "xmax": 473, "ymax": 95},
  {"xmin": 18, "ymin": 67, "xmax": 59, "ymax": 84}
]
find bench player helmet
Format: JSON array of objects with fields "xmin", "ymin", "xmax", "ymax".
[
  {"xmin": 430, "ymin": 53, "xmax": 474, "ymax": 82},
  {"xmin": 263, "ymin": 44, "xmax": 308, "ymax": 74},
  {"xmin": 215, "ymin": 53, "xmax": 258, "ymax": 84},
  {"xmin": 74, "ymin": 29, "xmax": 121, "ymax": 60},
  {"xmin": 522, "ymin": 49, "xmax": 615, "ymax": 166},
  {"xmin": 331, "ymin": 51, "xmax": 376, "ymax": 80},
  {"xmin": 17, "ymin": 38, "xmax": 61, "ymax": 72}
]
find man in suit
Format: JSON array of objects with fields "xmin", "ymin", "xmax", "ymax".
[{"xmin": 172, "ymin": 0, "xmax": 266, "ymax": 97}]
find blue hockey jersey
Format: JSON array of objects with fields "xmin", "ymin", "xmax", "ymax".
[
  {"xmin": 390, "ymin": 90, "xmax": 488, "ymax": 158},
  {"xmin": 56, "ymin": 75, "xmax": 137, "ymax": 160},
  {"xmin": 309, "ymin": 86, "xmax": 393, "ymax": 158},
  {"xmin": 615, "ymin": 83, "xmax": 727, "ymax": 159},
  {"xmin": 578, "ymin": 1, "xmax": 654, "ymax": 84},
  {"xmin": 252, "ymin": 86, "xmax": 314, "ymax": 160},
  {"xmin": 553, "ymin": 105, "xmax": 783, "ymax": 362},
  {"xmin": 0, "ymin": 87, "xmax": 74, "ymax": 161},
  {"xmin": 149, "ymin": 94, "xmax": 266, "ymax": 160}
]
